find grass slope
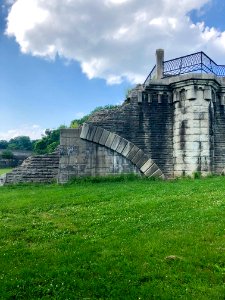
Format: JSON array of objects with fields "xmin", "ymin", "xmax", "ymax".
[
  {"xmin": 0, "ymin": 168, "xmax": 12, "ymax": 176},
  {"xmin": 0, "ymin": 177, "xmax": 225, "ymax": 299}
]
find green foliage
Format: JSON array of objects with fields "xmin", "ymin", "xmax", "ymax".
[
  {"xmin": 0, "ymin": 177, "xmax": 225, "ymax": 299},
  {"xmin": 33, "ymin": 128, "xmax": 61, "ymax": 154},
  {"xmin": 68, "ymin": 173, "xmax": 141, "ymax": 184},
  {"xmin": 90, "ymin": 104, "xmax": 119, "ymax": 114},
  {"xmin": 70, "ymin": 115, "xmax": 90, "ymax": 128},
  {"xmin": 193, "ymin": 171, "xmax": 202, "ymax": 179},
  {"xmin": 0, "ymin": 140, "xmax": 8, "ymax": 149},
  {"xmin": 7, "ymin": 136, "xmax": 33, "ymax": 150},
  {"xmin": 0, "ymin": 137, "xmax": 33, "ymax": 151},
  {"xmin": 1, "ymin": 150, "xmax": 14, "ymax": 159},
  {"xmin": 70, "ymin": 105, "xmax": 120, "ymax": 128}
]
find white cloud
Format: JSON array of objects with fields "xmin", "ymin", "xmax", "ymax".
[
  {"xmin": 5, "ymin": 0, "xmax": 225, "ymax": 84},
  {"xmin": 0, "ymin": 124, "xmax": 45, "ymax": 141}
]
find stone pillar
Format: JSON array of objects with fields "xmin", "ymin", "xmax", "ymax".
[
  {"xmin": 156, "ymin": 49, "xmax": 164, "ymax": 79},
  {"xmin": 173, "ymin": 84, "xmax": 213, "ymax": 177}
]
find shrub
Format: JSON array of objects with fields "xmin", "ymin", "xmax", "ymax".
[{"xmin": 1, "ymin": 150, "xmax": 14, "ymax": 159}]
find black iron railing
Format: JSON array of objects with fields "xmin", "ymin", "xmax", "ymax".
[{"xmin": 144, "ymin": 51, "xmax": 225, "ymax": 85}]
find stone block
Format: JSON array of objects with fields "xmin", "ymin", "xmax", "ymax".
[
  {"xmin": 126, "ymin": 145, "xmax": 140, "ymax": 161},
  {"xmin": 122, "ymin": 142, "xmax": 135, "ymax": 157},
  {"xmin": 150, "ymin": 168, "xmax": 163, "ymax": 178},
  {"xmin": 105, "ymin": 132, "xmax": 116, "ymax": 148},
  {"xmin": 186, "ymin": 87, "xmax": 196, "ymax": 100},
  {"xmin": 221, "ymin": 95, "xmax": 225, "ymax": 105},
  {"xmin": 135, "ymin": 155, "xmax": 149, "ymax": 169},
  {"xmin": 116, "ymin": 139, "xmax": 128, "ymax": 153},
  {"xmin": 99, "ymin": 129, "xmax": 110, "ymax": 145},
  {"xmin": 204, "ymin": 88, "xmax": 212, "ymax": 100},
  {"xmin": 145, "ymin": 163, "xmax": 158, "ymax": 176},
  {"xmin": 140, "ymin": 159, "xmax": 154, "ymax": 173},
  {"xmin": 60, "ymin": 136, "xmax": 67, "ymax": 146},
  {"xmin": 61, "ymin": 128, "xmax": 80, "ymax": 138},
  {"xmin": 86, "ymin": 125, "xmax": 97, "ymax": 141},
  {"xmin": 80, "ymin": 123, "xmax": 90, "ymax": 139},
  {"xmin": 111, "ymin": 135, "xmax": 122, "ymax": 151},
  {"xmin": 148, "ymin": 94, "xmax": 152, "ymax": 103},
  {"xmin": 93, "ymin": 127, "xmax": 104, "ymax": 143},
  {"xmin": 131, "ymin": 149, "xmax": 145, "ymax": 165},
  {"xmin": 138, "ymin": 91, "xmax": 142, "ymax": 103}
]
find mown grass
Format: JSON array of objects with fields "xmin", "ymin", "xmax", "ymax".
[
  {"xmin": 0, "ymin": 168, "xmax": 12, "ymax": 176},
  {"xmin": 0, "ymin": 176, "xmax": 225, "ymax": 299}
]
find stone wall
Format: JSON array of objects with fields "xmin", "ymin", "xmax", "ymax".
[
  {"xmin": 58, "ymin": 128, "xmax": 141, "ymax": 183},
  {"xmin": 87, "ymin": 86, "xmax": 173, "ymax": 177}
]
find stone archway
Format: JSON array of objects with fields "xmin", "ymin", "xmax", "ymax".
[{"xmin": 80, "ymin": 123, "xmax": 164, "ymax": 178}]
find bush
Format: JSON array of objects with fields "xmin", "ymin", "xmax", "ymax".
[{"xmin": 1, "ymin": 150, "xmax": 14, "ymax": 159}]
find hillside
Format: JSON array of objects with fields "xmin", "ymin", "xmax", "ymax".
[{"xmin": 0, "ymin": 177, "xmax": 224, "ymax": 299}]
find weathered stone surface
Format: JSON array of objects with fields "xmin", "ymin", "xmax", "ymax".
[
  {"xmin": 122, "ymin": 142, "xmax": 135, "ymax": 158},
  {"xmin": 145, "ymin": 163, "xmax": 158, "ymax": 176},
  {"xmin": 4, "ymin": 152, "xmax": 60, "ymax": 185},
  {"xmin": 111, "ymin": 135, "xmax": 122, "ymax": 151},
  {"xmin": 135, "ymin": 155, "xmax": 149, "ymax": 169},
  {"xmin": 150, "ymin": 168, "xmax": 163, "ymax": 177},
  {"xmin": 58, "ymin": 129, "xmax": 140, "ymax": 183},
  {"xmin": 131, "ymin": 149, "xmax": 145, "ymax": 165},
  {"xmin": 140, "ymin": 159, "xmax": 154, "ymax": 173},
  {"xmin": 80, "ymin": 123, "xmax": 90, "ymax": 139},
  {"xmin": 116, "ymin": 139, "xmax": 128, "ymax": 154},
  {"xmin": 105, "ymin": 132, "xmax": 116, "ymax": 148},
  {"xmin": 93, "ymin": 127, "xmax": 104, "ymax": 143},
  {"xmin": 126, "ymin": 145, "xmax": 140, "ymax": 161},
  {"xmin": 99, "ymin": 129, "xmax": 110, "ymax": 145},
  {"xmin": 86, "ymin": 125, "xmax": 97, "ymax": 141}
]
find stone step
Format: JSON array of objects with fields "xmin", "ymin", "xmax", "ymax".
[{"xmin": 4, "ymin": 152, "xmax": 60, "ymax": 184}]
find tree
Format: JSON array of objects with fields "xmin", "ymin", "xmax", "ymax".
[
  {"xmin": 8, "ymin": 136, "xmax": 33, "ymax": 150},
  {"xmin": 33, "ymin": 125, "xmax": 66, "ymax": 154},
  {"xmin": 0, "ymin": 140, "xmax": 8, "ymax": 149}
]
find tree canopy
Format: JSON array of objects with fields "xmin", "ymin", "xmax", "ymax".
[
  {"xmin": 0, "ymin": 104, "xmax": 120, "ymax": 154},
  {"xmin": 0, "ymin": 136, "xmax": 33, "ymax": 151}
]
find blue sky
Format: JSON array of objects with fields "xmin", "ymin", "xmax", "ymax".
[{"xmin": 0, "ymin": 0, "xmax": 225, "ymax": 140}]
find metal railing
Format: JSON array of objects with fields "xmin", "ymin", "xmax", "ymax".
[{"xmin": 144, "ymin": 51, "xmax": 225, "ymax": 85}]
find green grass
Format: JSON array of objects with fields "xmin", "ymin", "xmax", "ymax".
[
  {"xmin": 0, "ymin": 168, "xmax": 12, "ymax": 175},
  {"xmin": 0, "ymin": 176, "xmax": 225, "ymax": 299}
]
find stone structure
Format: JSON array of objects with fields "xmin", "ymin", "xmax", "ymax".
[
  {"xmin": 0, "ymin": 150, "xmax": 32, "ymax": 168},
  {"xmin": 2, "ymin": 49, "xmax": 225, "ymax": 184},
  {"xmin": 0, "ymin": 152, "xmax": 59, "ymax": 185}
]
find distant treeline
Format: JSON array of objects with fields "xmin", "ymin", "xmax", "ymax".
[{"xmin": 0, "ymin": 105, "xmax": 119, "ymax": 156}]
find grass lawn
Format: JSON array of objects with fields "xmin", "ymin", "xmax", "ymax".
[
  {"xmin": 0, "ymin": 168, "xmax": 12, "ymax": 176},
  {"xmin": 0, "ymin": 176, "xmax": 225, "ymax": 299}
]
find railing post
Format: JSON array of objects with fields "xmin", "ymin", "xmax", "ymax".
[
  {"xmin": 201, "ymin": 52, "xmax": 203, "ymax": 74},
  {"xmin": 156, "ymin": 49, "xmax": 164, "ymax": 79}
]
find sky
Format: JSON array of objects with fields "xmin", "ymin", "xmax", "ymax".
[{"xmin": 0, "ymin": 0, "xmax": 225, "ymax": 140}]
